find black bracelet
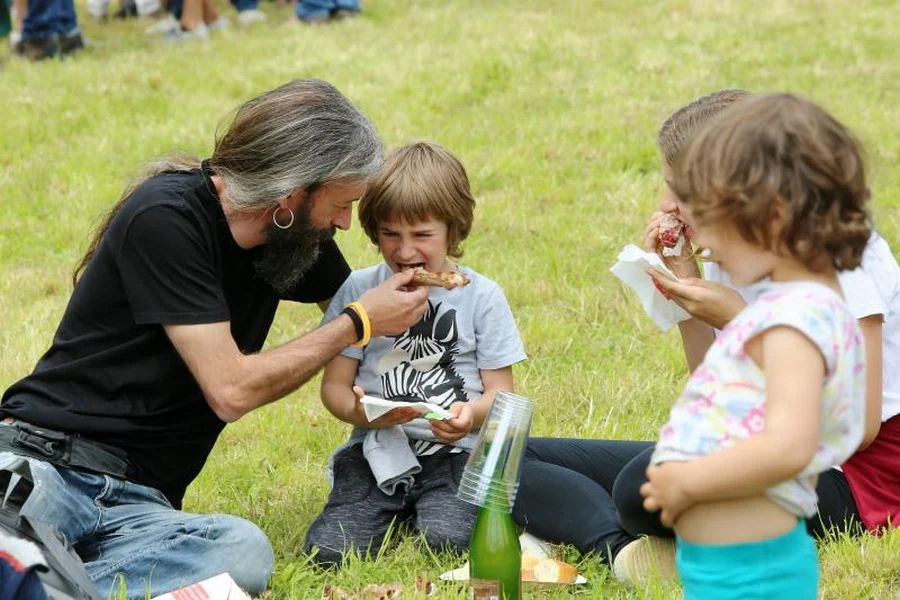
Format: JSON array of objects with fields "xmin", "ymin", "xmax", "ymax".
[{"xmin": 341, "ymin": 306, "xmax": 364, "ymax": 342}]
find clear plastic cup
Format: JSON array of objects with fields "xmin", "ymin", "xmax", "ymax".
[{"xmin": 457, "ymin": 391, "xmax": 534, "ymax": 511}]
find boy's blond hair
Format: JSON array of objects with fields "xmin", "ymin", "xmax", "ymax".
[{"xmin": 359, "ymin": 141, "xmax": 475, "ymax": 259}]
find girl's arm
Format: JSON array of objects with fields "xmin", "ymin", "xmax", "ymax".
[
  {"xmin": 858, "ymin": 314, "xmax": 884, "ymax": 450},
  {"xmin": 642, "ymin": 326, "xmax": 824, "ymax": 526},
  {"xmin": 320, "ymin": 354, "xmax": 418, "ymax": 428},
  {"xmin": 430, "ymin": 367, "xmax": 515, "ymax": 444}
]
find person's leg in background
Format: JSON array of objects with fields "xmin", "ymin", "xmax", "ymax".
[
  {"xmin": 331, "ymin": 0, "xmax": 357, "ymax": 19},
  {"xmin": 231, "ymin": 0, "xmax": 264, "ymax": 26},
  {"xmin": 55, "ymin": 0, "xmax": 83, "ymax": 55},
  {"xmin": 16, "ymin": 0, "xmax": 61, "ymax": 59},
  {"xmin": 513, "ymin": 438, "xmax": 653, "ymax": 566},
  {"xmin": 293, "ymin": 0, "xmax": 331, "ymax": 23}
]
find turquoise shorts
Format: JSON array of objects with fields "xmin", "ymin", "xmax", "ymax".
[{"xmin": 677, "ymin": 520, "xmax": 818, "ymax": 600}]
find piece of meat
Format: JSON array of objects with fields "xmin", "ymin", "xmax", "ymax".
[
  {"xmin": 409, "ymin": 268, "xmax": 471, "ymax": 290},
  {"xmin": 658, "ymin": 213, "xmax": 685, "ymax": 249}
]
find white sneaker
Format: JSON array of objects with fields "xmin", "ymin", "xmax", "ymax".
[
  {"xmin": 207, "ymin": 16, "xmax": 231, "ymax": 31},
  {"xmin": 144, "ymin": 14, "xmax": 178, "ymax": 35},
  {"xmin": 163, "ymin": 22, "xmax": 210, "ymax": 42},
  {"xmin": 612, "ymin": 536, "xmax": 677, "ymax": 586},
  {"xmin": 237, "ymin": 8, "xmax": 267, "ymax": 26}
]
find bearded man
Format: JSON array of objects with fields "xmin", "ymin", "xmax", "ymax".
[{"xmin": 0, "ymin": 79, "xmax": 428, "ymax": 599}]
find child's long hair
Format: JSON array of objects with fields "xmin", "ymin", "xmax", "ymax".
[
  {"xmin": 671, "ymin": 93, "xmax": 871, "ymax": 272},
  {"xmin": 358, "ymin": 141, "xmax": 476, "ymax": 259}
]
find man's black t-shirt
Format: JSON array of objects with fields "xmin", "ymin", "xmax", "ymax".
[{"xmin": 1, "ymin": 164, "xmax": 350, "ymax": 507}]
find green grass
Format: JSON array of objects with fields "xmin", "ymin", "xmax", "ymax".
[{"xmin": 3, "ymin": 0, "xmax": 900, "ymax": 598}]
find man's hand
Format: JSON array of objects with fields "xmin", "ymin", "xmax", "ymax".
[
  {"xmin": 351, "ymin": 386, "xmax": 420, "ymax": 429},
  {"xmin": 641, "ymin": 462, "xmax": 694, "ymax": 528},
  {"xmin": 430, "ymin": 402, "xmax": 474, "ymax": 444},
  {"xmin": 648, "ymin": 269, "xmax": 746, "ymax": 330},
  {"xmin": 643, "ymin": 211, "xmax": 701, "ymax": 279},
  {"xmin": 357, "ymin": 270, "xmax": 429, "ymax": 338}
]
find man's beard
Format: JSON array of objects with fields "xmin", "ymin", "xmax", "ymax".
[{"xmin": 254, "ymin": 201, "xmax": 335, "ymax": 294}]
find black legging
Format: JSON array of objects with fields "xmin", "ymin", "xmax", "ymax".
[{"xmin": 513, "ymin": 438, "xmax": 863, "ymax": 566}]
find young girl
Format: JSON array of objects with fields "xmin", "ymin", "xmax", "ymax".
[
  {"xmin": 304, "ymin": 141, "xmax": 527, "ymax": 566},
  {"xmin": 640, "ymin": 94, "xmax": 871, "ymax": 598}
]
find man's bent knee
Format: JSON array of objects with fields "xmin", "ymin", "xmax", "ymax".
[{"xmin": 213, "ymin": 516, "xmax": 275, "ymax": 594}]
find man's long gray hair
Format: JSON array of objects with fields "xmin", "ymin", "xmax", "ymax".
[
  {"xmin": 211, "ymin": 79, "xmax": 383, "ymax": 209},
  {"xmin": 74, "ymin": 79, "xmax": 383, "ymax": 284}
]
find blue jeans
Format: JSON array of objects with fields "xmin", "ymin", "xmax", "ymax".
[
  {"xmin": 232, "ymin": 0, "xmax": 257, "ymax": 12},
  {"xmin": 295, "ymin": 0, "xmax": 358, "ymax": 20},
  {"xmin": 21, "ymin": 0, "xmax": 78, "ymax": 41},
  {"xmin": 3, "ymin": 453, "xmax": 274, "ymax": 600}
]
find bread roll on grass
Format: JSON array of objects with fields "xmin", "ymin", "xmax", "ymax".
[{"xmin": 533, "ymin": 558, "xmax": 578, "ymax": 584}]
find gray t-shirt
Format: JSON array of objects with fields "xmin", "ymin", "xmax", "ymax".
[{"xmin": 322, "ymin": 263, "xmax": 528, "ymax": 455}]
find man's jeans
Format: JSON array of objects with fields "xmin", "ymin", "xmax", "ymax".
[
  {"xmin": 1, "ymin": 452, "xmax": 274, "ymax": 600},
  {"xmin": 21, "ymin": 0, "xmax": 78, "ymax": 41}
]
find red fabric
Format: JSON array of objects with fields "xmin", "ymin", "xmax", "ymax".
[{"xmin": 842, "ymin": 414, "xmax": 900, "ymax": 532}]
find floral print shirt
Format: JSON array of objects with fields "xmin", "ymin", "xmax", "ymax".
[{"xmin": 651, "ymin": 281, "xmax": 866, "ymax": 517}]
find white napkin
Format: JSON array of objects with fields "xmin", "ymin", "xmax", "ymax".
[
  {"xmin": 610, "ymin": 244, "xmax": 691, "ymax": 331},
  {"xmin": 360, "ymin": 395, "xmax": 452, "ymax": 421}
]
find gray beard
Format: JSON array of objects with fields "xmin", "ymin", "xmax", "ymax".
[{"xmin": 254, "ymin": 204, "xmax": 335, "ymax": 295}]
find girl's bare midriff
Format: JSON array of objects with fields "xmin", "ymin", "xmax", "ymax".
[{"xmin": 675, "ymin": 495, "xmax": 799, "ymax": 544}]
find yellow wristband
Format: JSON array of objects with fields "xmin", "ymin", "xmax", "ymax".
[{"xmin": 347, "ymin": 302, "xmax": 371, "ymax": 347}]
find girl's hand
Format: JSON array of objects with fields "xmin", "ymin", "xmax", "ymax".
[
  {"xmin": 648, "ymin": 269, "xmax": 746, "ymax": 330},
  {"xmin": 430, "ymin": 402, "xmax": 474, "ymax": 444},
  {"xmin": 351, "ymin": 386, "xmax": 420, "ymax": 429},
  {"xmin": 640, "ymin": 462, "xmax": 694, "ymax": 528},
  {"xmin": 643, "ymin": 211, "xmax": 701, "ymax": 279}
]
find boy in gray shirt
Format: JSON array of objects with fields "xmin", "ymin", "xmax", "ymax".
[{"xmin": 304, "ymin": 141, "xmax": 527, "ymax": 566}]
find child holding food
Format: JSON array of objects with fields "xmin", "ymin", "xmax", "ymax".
[
  {"xmin": 640, "ymin": 93, "xmax": 870, "ymax": 598},
  {"xmin": 304, "ymin": 141, "xmax": 527, "ymax": 566}
]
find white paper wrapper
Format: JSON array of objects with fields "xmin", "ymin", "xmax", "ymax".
[
  {"xmin": 360, "ymin": 395, "xmax": 452, "ymax": 421},
  {"xmin": 610, "ymin": 244, "xmax": 691, "ymax": 331}
]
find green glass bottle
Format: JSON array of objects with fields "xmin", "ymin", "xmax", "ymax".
[{"xmin": 469, "ymin": 502, "xmax": 521, "ymax": 600}]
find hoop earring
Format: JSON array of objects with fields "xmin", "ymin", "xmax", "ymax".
[{"xmin": 273, "ymin": 207, "xmax": 295, "ymax": 230}]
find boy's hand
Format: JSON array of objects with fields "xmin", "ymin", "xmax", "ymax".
[
  {"xmin": 640, "ymin": 462, "xmax": 694, "ymax": 528},
  {"xmin": 351, "ymin": 386, "xmax": 419, "ymax": 429},
  {"xmin": 430, "ymin": 402, "xmax": 473, "ymax": 444}
]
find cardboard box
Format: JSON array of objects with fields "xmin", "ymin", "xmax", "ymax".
[{"xmin": 150, "ymin": 573, "xmax": 251, "ymax": 600}]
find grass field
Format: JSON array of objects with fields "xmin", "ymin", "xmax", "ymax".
[{"xmin": 2, "ymin": 0, "xmax": 900, "ymax": 598}]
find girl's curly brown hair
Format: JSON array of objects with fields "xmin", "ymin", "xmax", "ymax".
[{"xmin": 670, "ymin": 93, "xmax": 871, "ymax": 272}]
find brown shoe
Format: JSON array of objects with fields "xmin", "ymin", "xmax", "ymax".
[{"xmin": 14, "ymin": 36, "xmax": 59, "ymax": 60}]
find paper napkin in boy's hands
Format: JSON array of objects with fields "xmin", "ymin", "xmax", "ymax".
[
  {"xmin": 360, "ymin": 395, "xmax": 453, "ymax": 421},
  {"xmin": 610, "ymin": 244, "xmax": 691, "ymax": 331}
]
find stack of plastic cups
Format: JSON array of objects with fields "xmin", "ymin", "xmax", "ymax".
[{"xmin": 457, "ymin": 391, "xmax": 534, "ymax": 511}]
